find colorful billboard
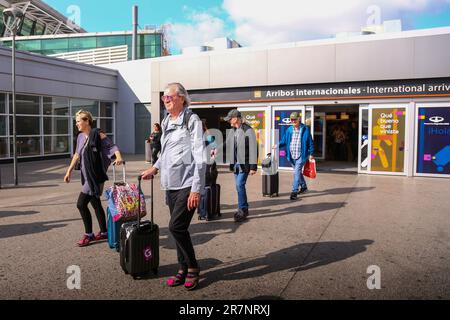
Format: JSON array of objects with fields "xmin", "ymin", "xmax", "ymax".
[
  {"xmin": 240, "ymin": 110, "xmax": 266, "ymax": 165},
  {"xmin": 274, "ymin": 110, "xmax": 303, "ymax": 168},
  {"xmin": 417, "ymin": 106, "xmax": 450, "ymax": 175},
  {"xmin": 370, "ymin": 108, "xmax": 406, "ymax": 173}
]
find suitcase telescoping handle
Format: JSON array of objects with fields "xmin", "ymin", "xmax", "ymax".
[
  {"xmin": 137, "ymin": 175, "xmax": 154, "ymax": 228},
  {"xmin": 112, "ymin": 161, "xmax": 126, "ymax": 184}
]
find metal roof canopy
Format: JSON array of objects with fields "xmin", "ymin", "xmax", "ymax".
[{"xmin": 3, "ymin": 0, "xmax": 86, "ymax": 36}]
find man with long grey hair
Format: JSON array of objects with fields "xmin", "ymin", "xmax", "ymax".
[{"xmin": 142, "ymin": 82, "xmax": 205, "ymax": 290}]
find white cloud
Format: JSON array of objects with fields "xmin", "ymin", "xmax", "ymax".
[
  {"xmin": 166, "ymin": 10, "xmax": 228, "ymax": 53},
  {"xmin": 222, "ymin": 0, "xmax": 450, "ymax": 46}
]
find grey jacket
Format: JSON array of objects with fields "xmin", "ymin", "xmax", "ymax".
[{"xmin": 154, "ymin": 108, "xmax": 205, "ymax": 193}]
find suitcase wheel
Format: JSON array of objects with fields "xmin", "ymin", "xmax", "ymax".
[{"xmin": 152, "ymin": 268, "xmax": 158, "ymax": 275}]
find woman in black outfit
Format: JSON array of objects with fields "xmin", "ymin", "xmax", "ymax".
[{"xmin": 149, "ymin": 123, "xmax": 162, "ymax": 164}]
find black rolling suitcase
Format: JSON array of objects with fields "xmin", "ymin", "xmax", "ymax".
[
  {"xmin": 262, "ymin": 153, "xmax": 279, "ymax": 197},
  {"xmin": 198, "ymin": 184, "xmax": 221, "ymax": 221},
  {"xmin": 120, "ymin": 176, "xmax": 159, "ymax": 279},
  {"xmin": 262, "ymin": 173, "xmax": 279, "ymax": 197}
]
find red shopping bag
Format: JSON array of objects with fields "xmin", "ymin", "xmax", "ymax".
[{"xmin": 303, "ymin": 159, "xmax": 317, "ymax": 179}]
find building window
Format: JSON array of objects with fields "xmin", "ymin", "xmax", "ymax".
[
  {"xmin": 0, "ymin": 93, "xmax": 116, "ymax": 159},
  {"xmin": 0, "ymin": 92, "xmax": 6, "ymax": 159},
  {"xmin": 0, "ymin": 137, "xmax": 8, "ymax": 158},
  {"xmin": 0, "ymin": 92, "xmax": 5, "ymax": 114},
  {"xmin": 43, "ymin": 117, "xmax": 69, "ymax": 135},
  {"xmin": 0, "ymin": 6, "xmax": 6, "ymax": 37},
  {"xmin": 34, "ymin": 22, "xmax": 45, "ymax": 36},
  {"xmin": 99, "ymin": 101, "xmax": 114, "ymax": 138},
  {"xmin": 44, "ymin": 136, "xmax": 69, "ymax": 154},
  {"xmin": 19, "ymin": 17, "xmax": 35, "ymax": 36},
  {"xmin": 96, "ymin": 35, "xmax": 127, "ymax": 48},
  {"xmin": 10, "ymin": 94, "xmax": 40, "ymax": 115},
  {"xmin": 72, "ymin": 99, "xmax": 99, "ymax": 116},
  {"xmin": 68, "ymin": 37, "xmax": 97, "ymax": 51},
  {"xmin": 0, "ymin": 115, "xmax": 6, "ymax": 136},
  {"xmin": 43, "ymin": 97, "xmax": 69, "ymax": 116},
  {"xmin": 16, "ymin": 40, "xmax": 42, "ymax": 51},
  {"xmin": 41, "ymin": 38, "xmax": 69, "ymax": 51},
  {"xmin": 100, "ymin": 101, "xmax": 114, "ymax": 117},
  {"xmin": 14, "ymin": 137, "xmax": 41, "ymax": 157},
  {"xmin": 10, "ymin": 116, "xmax": 40, "ymax": 135}
]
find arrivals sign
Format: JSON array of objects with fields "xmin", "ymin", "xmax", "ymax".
[
  {"xmin": 417, "ymin": 106, "xmax": 450, "ymax": 175},
  {"xmin": 370, "ymin": 108, "xmax": 406, "ymax": 173},
  {"xmin": 189, "ymin": 78, "xmax": 450, "ymax": 104}
]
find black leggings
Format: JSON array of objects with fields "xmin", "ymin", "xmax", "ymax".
[{"xmin": 76, "ymin": 192, "xmax": 107, "ymax": 234}]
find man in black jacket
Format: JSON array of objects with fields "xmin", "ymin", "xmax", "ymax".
[{"xmin": 225, "ymin": 109, "xmax": 257, "ymax": 222}]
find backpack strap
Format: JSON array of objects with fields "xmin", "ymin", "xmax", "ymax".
[
  {"xmin": 182, "ymin": 108, "xmax": 194, "ymax": 130},
  {"xmin": 162, "ymin": 108, "xmax": 194, "ymax": 133}
]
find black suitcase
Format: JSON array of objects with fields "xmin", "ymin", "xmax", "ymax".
[
  {"xmin": 262, "ymin": 172, "xmax": 279, "ymax": 197},
  {"xmin": 198, "ymin": 184, "xmax": 221, "ymax": 221},
  {"xmin": 120, "ymin": 176, "xmax": 159, "ymax": 279}
]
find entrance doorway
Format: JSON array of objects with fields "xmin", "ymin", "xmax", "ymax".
[
  {"xmin": 312, "ymin": 105, "xmax": 359, "ymax": 172},
  {"xmin": 135, "ymin": 103, "xmax": 151, "ymax": 154},
  {"xmin": 190, "ymin": 106, "xmax": 235, "ymax": 164}
]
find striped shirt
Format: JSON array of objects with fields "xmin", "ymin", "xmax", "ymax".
[{"xmin": 290, "ymin": 127, "xmax": 302, "ymax": 160}]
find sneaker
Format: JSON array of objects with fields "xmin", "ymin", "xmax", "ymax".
[
  {"xmin": 77, "ymin": 234, "xmax": 95, "ymax": 247},
  {"xmin": 234, "ymin": 209, "xmax": 248, "ymax": 222},
  {"xmin": 290, "ymin": 192, "xmax": 298, "ymax": 200},
  {"xmin": 298, "ymin": 187, "xmax": 308, "ymax": 194},
  {"xmin": 94, "ymin": 231, "xmax": 108, "ymax": 241}
]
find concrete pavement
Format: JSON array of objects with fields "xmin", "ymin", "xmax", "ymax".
[{"xmin": 0, "ymin": 156, "xmax": 449, "ymax": 300}]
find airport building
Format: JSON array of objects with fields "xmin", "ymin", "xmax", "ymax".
[
  {"xmin": 0, "ymin": 0, "xmax": 449, "ymax": 179},
  {"xmin": 144, "ymin": 27, "xmax": 450, "ymax": 178}
]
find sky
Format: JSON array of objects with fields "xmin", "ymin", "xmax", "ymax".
[{"xmin": 43, "ymin": 0, "xmax": 450, "ymax": 54}]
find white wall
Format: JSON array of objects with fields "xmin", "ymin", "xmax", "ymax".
[{"xmin": 105, "ymin": 59, "xmax": 152, "ymax": 154}]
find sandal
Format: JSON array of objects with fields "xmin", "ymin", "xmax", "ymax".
[
  {"xmin": 184, "ymin": 270, "xmax": 200, "ymax": 291},
  {"xmin": 167, "ymin": 270, "xmax": 186, "ymax": 287}
]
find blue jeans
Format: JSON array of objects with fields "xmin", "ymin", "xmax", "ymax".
[
  {"xmin": 292, "ymin": 158, "xmax": 307, "ymax": 193},
  {"xmin": 234, "ymin": 165, "xmax": 249, "ymax": 210}
]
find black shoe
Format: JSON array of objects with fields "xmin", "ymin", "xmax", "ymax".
[
  {"xmin": 298, "ymin": 187, "xmax": 308, "ymax": 195},
  {"xmin": 234, "ymin": 209, "xmax": 248, "ymax": 222},
  {"xmin": 290, "ymin": 192, "xmax": 298, "ymax": 200}
]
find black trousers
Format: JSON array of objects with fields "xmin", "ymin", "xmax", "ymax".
[
  {"xmin": 166, "ymin": 187, "xmax": 198, "ymax": 271},
  {"xmin": 151, "ymin": 147, "xmax": 160, "ymax": 165},
  {"xmin": 76, "ymin": 192, "xmax": 107, "ymax": 234}
]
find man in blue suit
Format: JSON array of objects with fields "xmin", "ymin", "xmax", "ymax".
[{"xmin": 274, "ymin": 112, "xmax": 314, "ymax": 200}]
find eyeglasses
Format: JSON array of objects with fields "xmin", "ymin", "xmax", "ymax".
[
  {"xmin": 161, "ymin": 94, "xmax": 177, "ymax": 103},
  {"xmin": 290, "ymin": 118, "xmax": 298, "ymax": 122}
]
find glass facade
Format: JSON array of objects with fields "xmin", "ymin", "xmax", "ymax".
[
  {"xmin": 0, "ymin": 92, "xmax": 115, "ymax": 159},
  {"xmin": 1, "ymin": 33, "xmax": 164, "ymax": 60},
  {"xmin": 0, "ymin": 5, "xmax": 6, "ymax": 37}
]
